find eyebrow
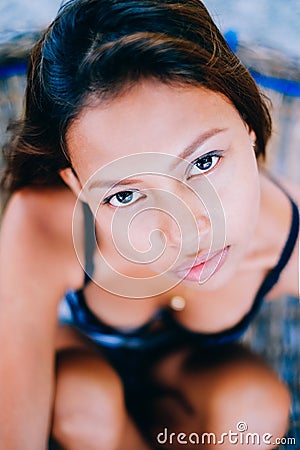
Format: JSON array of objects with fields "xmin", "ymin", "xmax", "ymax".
[
  {"xmin": 88, "ymin": 127, "xmax": 228, "ymax": 190},
  {"xmin": 89, "ymin": 178, "xmax": 142, "ymax": 190},
  {"xmin": 171, "ymin": 127, "xmax": 228, "ymax": 168}
]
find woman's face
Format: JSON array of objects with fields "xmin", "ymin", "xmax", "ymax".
[{"xmin": 65, "ymin": 80, "xmax": 260, "ymax": 296}]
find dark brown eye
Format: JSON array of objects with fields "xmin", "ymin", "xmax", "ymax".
[
  {"xmin": 188, "ymin": 153, "xmax": 222, "ymax": 177},
  {"xmin": 115, "ymin": 191, "xmax": 133, "ymax": 204},
  {"xmin": 195, "ymin": 155, "xmax": 214, "ymax": 170},
  {"xmin": 104, "ymin": 190, "xmax": 144, "ymax": 207}
]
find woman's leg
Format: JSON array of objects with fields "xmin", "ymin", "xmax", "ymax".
[
  {"xmin": 52, "ymin": 328, "xmax": 150, "ymax": 450},
  {"xmin": 52, "ymin": 326, "xmax": 290, "ymax": 450},
  {"xmin": 148, "ymin": 344, "xmax": 291, "ymax": 450}
]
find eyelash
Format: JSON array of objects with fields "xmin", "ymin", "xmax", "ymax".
[
  {"xmin": 103, "ymin": 190, "xmax": 144, "ymax": 208},
  {"xmin": 103, "ymin": 150, "xmax": 224, "ymax": 207},
  {"xmin": 186, "ymin": 150, "xmax": 223, "ymax": 179}
]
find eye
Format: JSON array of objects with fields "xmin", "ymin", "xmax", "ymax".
[
  {"xmin": 187, "ymin": 151, "xmax": 223, "ymax": 178},
  {"xmin": 103, "ymin": 190, "xmax": 144, "ymax": 207}
]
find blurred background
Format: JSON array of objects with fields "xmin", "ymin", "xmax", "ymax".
[
  {"xmin": 1, "ymin": 0, "xmax": 299, "ymax": 182},
  {"xmin": 0, "ymin": 1, "xmax": 299, "ymax": 448}
]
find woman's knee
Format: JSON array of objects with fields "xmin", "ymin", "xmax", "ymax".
[
  {"xmin": 204, "ymin": 358, "xmax": 291, "ymax": 449},
  {"xmin": 163, "ymin": 344, "xmax": 291, "ymax": 450},
  {"xmin": 52, "ymin": 349, "xmax": 126, "ymax": 450}
]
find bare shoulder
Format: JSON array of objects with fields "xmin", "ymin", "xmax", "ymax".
[
  {"xmin": 4, "ymin": 185, "xmax": 77, "ymax": 234},
  {"xmin": 0, "ymin": 186, "xmax": 84, "ymax": 299},
  {"xmin": 265, "ymin": 175, "xmax": 299, "ymax": 299}
]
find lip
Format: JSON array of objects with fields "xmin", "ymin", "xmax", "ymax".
[{"xmin": 174, "ymin": 246, "xmax": 230, "ymax": 282}]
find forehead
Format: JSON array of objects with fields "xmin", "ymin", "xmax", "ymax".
[{"xmin": 66, "ymin": 81, "xmax": 242, "ymax": 181}]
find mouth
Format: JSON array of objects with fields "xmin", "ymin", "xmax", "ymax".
[{"xmin": 173, "ymin": 246, "xmax": 230, "ymax": 282}]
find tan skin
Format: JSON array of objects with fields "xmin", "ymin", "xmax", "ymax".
[{"xmin": 0, "ymin": 81, "xmax": 298, "ymax": 449}]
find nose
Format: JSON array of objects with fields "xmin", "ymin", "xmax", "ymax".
[{"xmin": 156, "ymin": 186, "xmax": 211, "ymax": 251}]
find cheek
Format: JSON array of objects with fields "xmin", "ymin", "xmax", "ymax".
[
  {"xmin": 97, "ymin": 209, "xmax": 165, "ymax": 263},
  {"xmin": 222, "ymin": 167, "xmax": 260, "ymax": 240}
]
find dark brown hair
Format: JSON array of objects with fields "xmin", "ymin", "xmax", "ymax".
[{"xmin": 2, "ymin": 0, "xmax": 272, "ymax": 192}]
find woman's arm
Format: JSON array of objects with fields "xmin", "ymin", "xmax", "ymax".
[{"xmin": 0, "ymin": 188, "xmax": 80, "ymax": 450}]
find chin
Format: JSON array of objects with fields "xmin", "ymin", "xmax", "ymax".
[
  {"xmin": 182, "ymin": 271, "xmax": 231, "ymax": 292},
  {"xmin": 182, "ymin": 255, "xmax": 240, "ymax": 292}
]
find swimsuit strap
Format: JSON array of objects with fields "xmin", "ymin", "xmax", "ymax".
[
  {"xmin": 227, "ymin": 188, "xmax": 299, "ymax": 336},
  {"xmin": 165, "ymin": 179, "xmax": 299, "ymax": 345},
  {"xmin": 233, "ymin": 183, "xmax": 299, "ymax": 331},
  {"xmin": 253, "ymin": 173, "xmax": 300, "ymax": 298},
  {"xmin": 82, "ymin": 201, "xmax": 96, "ymax": 284},
  {"xmin": 259, "ymin": 195, "xmax": 299, "ymax": 296}
]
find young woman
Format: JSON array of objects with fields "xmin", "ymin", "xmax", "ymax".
[{"xmin": 0, "ymin": 1, "xmax": 298, "ymax": 449}]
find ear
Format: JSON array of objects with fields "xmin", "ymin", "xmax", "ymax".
[
  {"xmin": 59, "ymin": 168, "xmax": 87, "ymax": 201},
  {"xmin": 249, "ymin": 129, "xmax": 256, "ymax": 148}
]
